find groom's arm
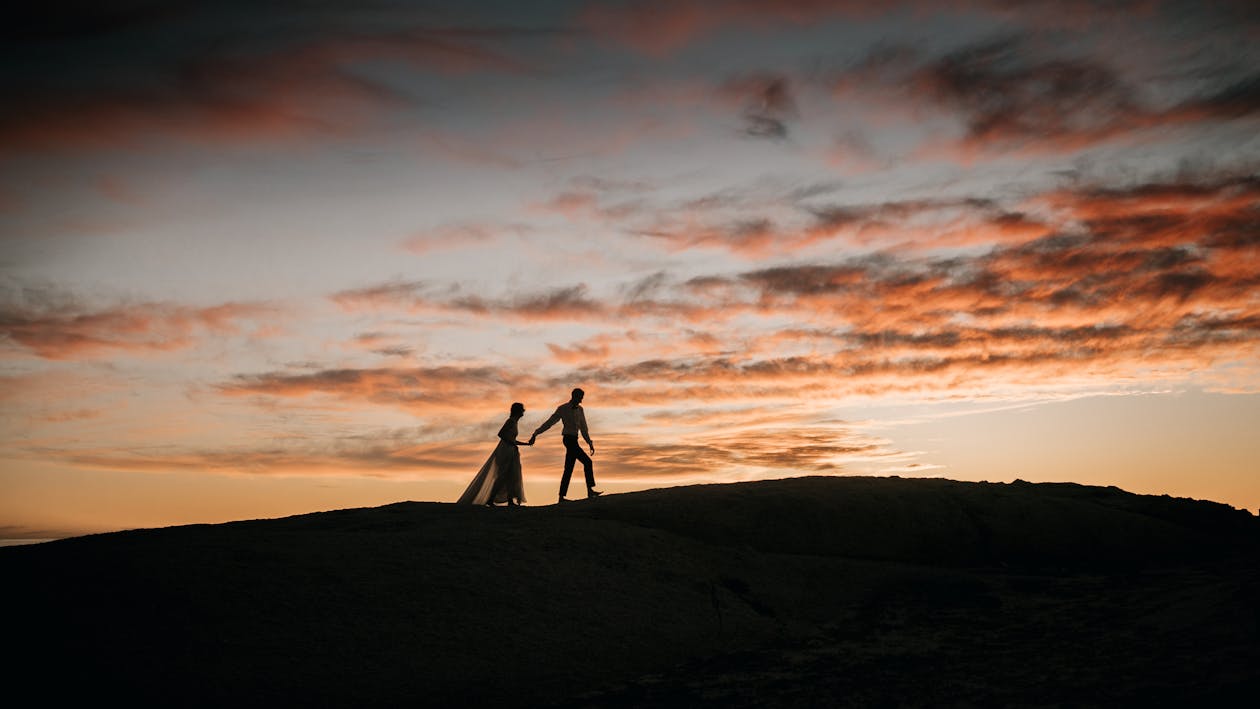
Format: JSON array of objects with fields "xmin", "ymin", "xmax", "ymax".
[
  {"xmin": 578, "ymin": 408, "xmax": 594, "ymax": 453},
  {"xmin": 532, "ymin": 407, "xmax": 562, "ymax": 437}
]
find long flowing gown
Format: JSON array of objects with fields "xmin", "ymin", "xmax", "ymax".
[{"xmin": 456, "ymin": 417, "xmax": 526, "ymax": 505}]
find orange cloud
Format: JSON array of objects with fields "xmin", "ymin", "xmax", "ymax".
[
  {"xmin": 58, "ymin": 422, "xmax": 497, "ymax": 478},
  {"xmin": 1, "ymin": 291, "xmax": 283, "ymax": 360},
  {"xmin": 402, "ymin": 222, "xmax": 533, "ymax": 254},
  {"xmin": 216, "ymin": 364, "xmax": 562, "ymax": 419},
  {"xmin": 547, "ymin": 329, "xmax": 725, "ymax": 366},
  {"xmin": 332, "ymin": 173, "xmax": 1258, "ymax": 370}
]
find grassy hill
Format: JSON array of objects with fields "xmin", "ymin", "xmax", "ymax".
[{"xmin": 4, "ymin": 476, "xmax": 1258, "ymax": 707}]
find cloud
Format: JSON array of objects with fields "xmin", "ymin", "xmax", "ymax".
[
  {"xmin": 527, "ymin": 172, "xmax": 1048, "ymax": 257},
  {"xmin": 914, "ymin": 38, "xmax": 1143, "ymax": 152},
  {"xmin": 338, "ymin": 169, "xmax": 1258, "ymax": 341},
  {"xmin": 33, "ymin": 408, "xmax": 105, "ymax": 424},
  {"xmin": 635, "ymin": 203, "xmax": 1049, "ymax": 256},
  {"xmin": 332, "ymin": 281, "xmax": 609, "ymax": 322},
  {"xmin": 401, "ymin": 222, "xmax": 532, "ymax": 254},
  {"xmin": 721, "ymin": 74, "xmax": 800, "ymax": 140},
  {"xmin": 0, "ymin": 12, "xmax": 555, "ymax": 152},
  {"xmin": 216, "ymin": 363, "xmax": 558, "ymax": 417},
  {"xmin": 0, "ymin": 286, "xmax": 283, "ymax": 359},
  {"xmin": 830, "ymin": 36, "xmax": 1260, "ymax": 157},
  {"xmin": 546, "ymin": 328, "xmax": 726, "ymax": 366},
  {"xmin": 55, "ymin": 422, "xmax": 502, "ymax": 478}
]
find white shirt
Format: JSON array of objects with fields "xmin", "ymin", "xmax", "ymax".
[{"xmin": 533, "ymin": 401, "xmax": 590, "ymax": 441}]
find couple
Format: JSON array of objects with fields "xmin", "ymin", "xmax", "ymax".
[{"xmin": 456, "ymin": 388, "xmax": 602, "ymax": 507}]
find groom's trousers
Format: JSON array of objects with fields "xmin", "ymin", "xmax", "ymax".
[{"xmin": 560, "ymin": 434, "xmax": 595, "ymax": 497}]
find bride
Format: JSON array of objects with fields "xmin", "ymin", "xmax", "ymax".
[{"xmin": 457, "ymin": 402, "xmax": 531, "ymax": 506}]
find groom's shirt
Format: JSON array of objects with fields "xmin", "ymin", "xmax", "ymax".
[{"xmin": 533, "ymin": 402, "xmax": 589, "ymax": 441}]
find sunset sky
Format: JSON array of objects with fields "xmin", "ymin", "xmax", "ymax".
[{"xmin": 3, "ymin": 0, "xmax": 1259, "ymax": 540}]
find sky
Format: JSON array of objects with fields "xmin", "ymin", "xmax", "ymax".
[{"xmin": 2, "ymin": 0, "xmax": 1259, "ymax": 540}]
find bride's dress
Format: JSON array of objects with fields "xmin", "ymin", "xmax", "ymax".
[{"xmin": 457, "ymin": 417, "xmax": 526, "ymax": 505}]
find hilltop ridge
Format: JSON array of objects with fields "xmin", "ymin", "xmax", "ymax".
[{"xmin": 4, "ymin": 476, "xmax": 1258, "ymax": 706}]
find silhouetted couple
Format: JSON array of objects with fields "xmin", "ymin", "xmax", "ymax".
[{"xmin": 456, "ymin": 388, "xmax": 602, "ymax": 506}]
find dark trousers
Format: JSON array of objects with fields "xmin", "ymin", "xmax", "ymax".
[{"xmin": 560, "ymin": 435, "xmax": 594, "ymax": 497}]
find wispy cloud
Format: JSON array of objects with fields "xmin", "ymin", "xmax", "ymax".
[
  {"xmin": 830, "ymin": 35, "xmax": 1260, "ymax": 157},
  {"xmin": 216, "ymin": 363, "xmax": 553, "ymax": 417},
  {"xmin": 402, "ymin": 222, "xmax": 531, "ymax": 254},
  {"xmin": 332, "ymin": 281, "xmax": 610, "ymax": 321},
  {"xmin": 721, "ymin": 74, "xmax": 800, "ymax": 140},
  {"xmin": 0, "ymin": 286, "xmax": 284, "ymax": 359},
  {"xmin": 55, "ymin": 421, "xmax": 498, "ymax": 477}
]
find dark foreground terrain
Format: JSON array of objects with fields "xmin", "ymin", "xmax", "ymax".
[{"xmin": 5, "ymin": 476, "xmax": 1259, "ymax": 707}]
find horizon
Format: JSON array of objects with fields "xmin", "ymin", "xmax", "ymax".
[
  {"xmin": 3, "ymin": 1, "xmax": 1259, "ymax": 540},
  {"xmin": 5, "ymin": 466, "xmax": 1258, "ymax": 545}
]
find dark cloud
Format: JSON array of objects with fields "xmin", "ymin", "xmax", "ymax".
[
  {"xmin": 1182, "ymin": 72, "xmax": 1260, "ymax": 120},
  {"xmin": 723, "ymin": 74, "xmax": 800, "ymax": 140},
  {"xmin": 832, "ymin": 35, "xmax": 1260, "ymax": 155},
  {"xmin": 373, "ymin": 346, "xmax": 415, "ymax": 358},
  {"xmin": 622, "ymin": 271, "xmax": 671, "ymax": 301},
  {"xmin": 919, "ymin": 37, "xmax": 1140, "ymax": 148},
  {"xmin": 0, "ymin": 5, "xmax": 563, "ymax": 151},
  {"xmin": 449, "ymin": 284, "xmax": 607, "ymax": 319},
  {"xmin": 334, "ymin": 279, "xmax": 607, "ymax": 320}
]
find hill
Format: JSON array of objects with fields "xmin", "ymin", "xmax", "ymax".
[{"xmin": 4, "ymin": 476, "xmax": 1259, "ymax": 707}]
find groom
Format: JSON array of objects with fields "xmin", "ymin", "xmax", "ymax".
[{"xmin": 529, "ymin": 387, "xmax": 602, "ymax": 503}]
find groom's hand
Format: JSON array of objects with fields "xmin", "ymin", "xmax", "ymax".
[
  {"xmin": 588, "ymin": 441, "xmax": 595, "ymax": 455},
  {"xmin": 529, "ymin": 434, "xmax": 537, "ymax": 445}
]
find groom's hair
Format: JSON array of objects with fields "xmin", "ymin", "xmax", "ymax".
[
  {"xmin": 511, "ymin": 402, "xmax": 524, "ymax": 415},
  {"xmin": 571, "ymin": 387, "xmax": 584, "ymax": 399}
]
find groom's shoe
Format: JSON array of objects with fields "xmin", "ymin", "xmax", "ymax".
[{"xmin": 587, "ymin": 488, "xmax": 603, "ymax": 499}]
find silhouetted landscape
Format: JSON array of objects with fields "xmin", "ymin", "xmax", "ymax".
[{"xmin": 5, "ymin": 476, "xmax": 1259, "ymax": 707}]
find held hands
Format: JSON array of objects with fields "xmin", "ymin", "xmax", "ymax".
[{"xmin": 528, "ymin": 434, "xmax": 537, "ymax": 446}]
